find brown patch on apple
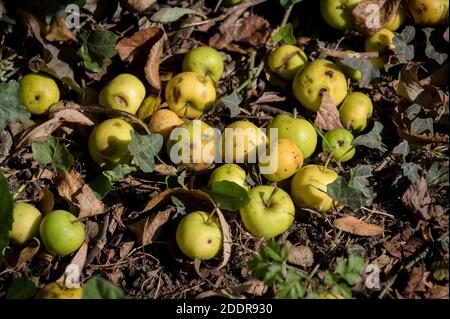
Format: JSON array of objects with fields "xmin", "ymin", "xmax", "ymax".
[{"xmin": 114, "ymin": 95, "xmax": 128, "ymax": 108}]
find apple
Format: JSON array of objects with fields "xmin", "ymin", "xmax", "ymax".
[
  {"xmin": 239, "ymin": 185, "xmax": 295, "ymax": 238},
  {"xmin": 320, "ymin": 0, "xmax": 362, "ymax": 30},
  {"xmin": 88, "ymin": 118, "xmax": 134, "ymax": 168},
  {"xmin": 221, "ymin": 120, "xmax": 267, "ymax": 163},
  {"xmin": 9, "ymin": 202, "xmax": 42, "ymax": 246},
  {"xmin": 224, "ymin": 0, "xmax": 242, "ymax": 6},
  {"xmin": 267, "ymin": 115, "xmax": 317, "ymax": 159},
  {"xmin": 268, "ymin": 45, "xmax": 308, "ymax": 80},
  {"xmin": 137, "ymin": 95, "xmax": 161, "ymax": 122},
  {"xmin": 182, "ymin": 46, "xmax": 224, "ymax": 83},
  {"xmin": 167, "ymin": 120, "xmax": 216, "ymax": 171},
  {"xmin": 385, "ymin": 5, "xmax": 407, "ymax": 31},
  {"xmin": 165, "ymin": 72, "xmax": 216, "ymax": 119},
  {"xmin": 19, "ymin": 73, "xmax": 60, "ymax": 115},
  {"xmin": 39, "ymin": 210, "xmax": 85, "ymax": 257},
  {"xmin": 292, "ymin": 59, "xmax": 348, "ymax": 111},
  {"xmin": 149, "ymin": 109, "xmax": 184, "ymax": 141},
  {"xmin": 290, "ymin": 165, "xmax": 338, "ymax": 213},
  {"xmin": 99, "ymin": 73, "xmax": 146, "ymax": 115},
  {"xmin": 320, "ymin": 292, "xmax": 345, "ymax": 299},
  {"xmin": 260, "ymin": 138, "xmax": 304, "ymax": 182},
  {"xmin": 208, "ymin": 164, "xmax": 248, "ymax": 189},
  {"xmin": 176, "ymin": 211, "xmax": 223, "ymax": 260},
  {"xmin": 364, "ymin": 28, "xmax": 396, "ymax": 68},
  {"xmin": 36, "ymin": 282, "xmax": 83, "ymax": 299},
  {"xmin": 339, "ymin": 92, "xmax": 373, "ymax": 133},
  {"xmin": 335, "ymin": 52, "xmax": 362, "ymax": 82},
  {"xmin": 322, "ymin": 128, "xmax": 355, "ymax": 162},
  {"xmin": 407, "ymin": 0, "xmax": 449, "ymax": 26}
]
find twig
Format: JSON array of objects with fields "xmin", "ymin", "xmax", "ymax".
[
  {"xmin": 318, "ymin": 44, "xmax": 379, "ymax": 59},
  {"xmin": 360, "ymin": 206, "xmax": 395, "ymax": 219},
  {"xmin": 280, "ymin": 4, "xmax": 294, "ymax": 28}
]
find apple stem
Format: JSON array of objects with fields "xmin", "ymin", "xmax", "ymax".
[
  {"xmin": 324, "ymin": 152, "xmax": 333, "ymax": 170},
  {"xmin": 293, "ymin": 108, "xmax": 298, "ymax": 119},
  {"xmin": 266, "ymin": 186, "xmax": 279, "ymax": 208},
  {"xmin": 205, "ymin": 207, "xmax": 219, "ymax": 225}
]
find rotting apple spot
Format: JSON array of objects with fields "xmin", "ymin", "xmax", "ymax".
[
  {"xmin": 197, "ymin": 75, "xmax": 207, "ymax": 84},
  {"xmin": 201, "ymin": 91, "xmax": 208, "ymax": 99},
  {"xmin": 172, "ymin": 87, "xmax": 181, "ymax": 104},
  {"xmin": 114, "ymin": 95, "xmax": 128, "ymax": 107},
  {"xmin": 325, "ymin": 70, "xmax": 334, "ymax": 77}
]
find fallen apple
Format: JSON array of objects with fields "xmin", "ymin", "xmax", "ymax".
[
  {"xmin": 88, "ymin": 118, "xmax": 134, "ymax": 168},
  {"xmin": 149, "ymin": 109, "xmax": 184, "ymax": 141},
  {"xmin": 335, "ymin": 52, "xmax": 362, "ymax": 82},
  {"xmin": 9, "ymin": 202, "xmax": 42, "ymax": 246},
  {"xmin": 36, "ymin": 282, "xmax": 83, "ymax": 299},
  {"xmin": 99, "ymin": 73, "xmax": 146, "ymax": 115},
  {"xmin": 39, "ymin": 210, "xmax": 85, "ymax": 257},
  {"xmin": 176, "ymin": 211, "xmax": 223, "ymax": 260},
  {"xmin": 208, "ymin": 164, "xmax": 248, "ymax": 189},
  {"xmin": 268, "ymin": 44, "xmax": 308, "ymax": 80},
  {"xmin": 407, "ymin": 0, "xmax": 449, "ymax": 26},
  {"xmin": 320, "ymin": 0, "xmax": 362, "ymax": 30},
  {"xmin": 339, "ymin": 92, "xmax": 373, "ymax": 133},
  {"xmin": 385, "ymin": 5, "xmax": 407, "ymax": 31},
  {"xmin": 322, "ymin": 128, "xmax": 355, "ymax": 162},
  {"xmin": 239, "ymin": 185, "xmax": 295, "ymax": 238},
  {"xmin": 182, "ymin": 46, "xmax": 224, "ymax": 83},
  {"xmin": 290, "ymin": 164, "xmax": 338, "ymax": 212},
  {"xmin": 19, "ymin": 73, "xmax": 60, "ymax": 115},
  {"xmin": 364, "ymin": 28, "xmax": 396, "ymax": 68}
]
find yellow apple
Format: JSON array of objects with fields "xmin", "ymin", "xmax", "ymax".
[
  {"xmin": 36, "ymin": 282, "xmax": 83, "ymax": 299},
  {"xmin": 365, "ymin": 28, "xmax": 396, "ymax": 68},
  {"xmin": 149, "ymin": 109, "xmax": 184, "ymax": 141},
  {"xmin": 182, "ymin": 46, "xmax": 224, "ymax": 83},
  {"xmin": 268, "ymin": 44, "xmax": 308, "ymax": 80},
  {"xmin": 385, "ymin": 5, "xmax": 407, "ymax": 31},
  {"xmin": 407, "ymin": 0, "xmax": 449, "ymax": 26},
  {"xmin": 208, "ymin": 164, "xmax": 248, "ymax": 189},
  {"xmin": 339, "ymin": 92, "xmax": 373, "ymax": 133},
  {"xmin": 19, "ymin": 73, "xmax": 60, "ymax": 115},
  {"xmin": 320, "ymin": 0, "xmax": 362, "ymax": 30},
  {"xmin": 9, "ymin": 202, "xmax": 42, "ymax": 246}
]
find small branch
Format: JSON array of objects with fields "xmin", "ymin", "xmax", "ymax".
[
  {"xmin": 280, "ymin": 4, "xmax": 294, "ymax": 28},
  {"xmin": 318, "ymin": 44, "xmax": 379, "ymax": 59}
]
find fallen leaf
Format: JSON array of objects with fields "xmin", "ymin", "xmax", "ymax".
[
  {"xmin": 126, "ymin": 0, "xmax": 156, "ymax": 12},
  {"xmin": 333, "ymin": 215, "xmax": 383, "ymax": 236},
  {"xmin": 119, "ymin": 241, "xmax": 135, "ymax": 258},
  {"xmin": 194, "ymin": 279, "xmax": 267, "ymax": 299},
  {"xmin": 116, "ymin": 27, "xmax": 161, "ymax": 62},
  {"xmin": 426, "ymin": 285, "xmax": 449, "ymax": 299},
  {"xmin": 314, "ymin": 91, "xmax": 343, "ymax": 130},
  {"xmin": 57, "ymin": 241, "xmax": 89, "ymax": 284},
  {"xmin": 383, "ymin": 224, "xmax": 423, "ymax": 258},
  {"xmin": 11, "ymin": 238, "xmax": 40, "ymax": 268},
  {"xmin": 128, "ymin": 207, "xmax": 174, "ymax": 246},
  {"xmin": 402, "ymin": 177, "xmax": 444, "ymax": 220},
  {"xmin": 144, "ymin": 35, "xmax": 164, "ymax": 90},
  {"xmin": 0, "ymin": 130, "xmax": 13, "ymax": 163},
  {"xmin": 37, "ymin": 188, "xmax": 54, "ymax": 215},
  {"xmin": 45, "ymin": 16, "xmax": 78, "ymax": 42},
  {"xmin": 352, "ymin": 0, "xmax": 401, "ymax": 35},
  {"xmin": 284, "ymin": 241, "xmax": 314, "ymax": 268},
  {"xmin": 405, "ymin": 264, "xmax": 428, "ymax": 294},
  {"xmin": 396, "ymin": 62, "xmax": 424, "ymax": 102}
]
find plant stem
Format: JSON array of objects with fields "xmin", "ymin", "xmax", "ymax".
[{"xmin": 280, "ymin": 4, "xmax": 294, "ymax": 28}]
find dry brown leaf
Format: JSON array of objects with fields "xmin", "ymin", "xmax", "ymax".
[
  {"xmin": 405, "ymin": 264, "xmax": 428, "ymax": 294},
  {"xmin": 402, "ymin": 177, "xmax": 444, "ymax": 220},
  {"xmin": 314, "ymin": 91, "xmax": 343, "ymax": 131},
  {"xmin": 396, "ymin": 63, "xmax": 424, "ymax": 102},
  {"xmin": 333, "ymin": 215, "xmax": 383, "ymax": 236},
  {"xmin": 284, "ymin": 241, "xmax": 314, "ymax": 268},
  {"xmin": 57, "ymin": 241, "xmax": 89, "ymax": 283},
  {"xmin": 144, "ymin": 35, "xmax": 164, "ymax": 90},
  {"xmin": 383, "ymin": 224, "xmax": 423, "ymax": 259},
  {"xmin": 45, "ymin": 16, "xmax": 78, "ymax": 42},
  {"xmin": 13, "ymin": 238, "xmax": 40, "ymax": 268},
  {"xmin": 119, "ymin": 241, "xmax": 135, "ymax": 258},
  {"xmin": 125, "ymin": 0, "xmax": 156, "ymax": 12},
  {"xmin": 37, "ymin": 188, "xmax": 54, "ymax": 215},
  {"xmin": 194, "ymin": 279, "xmax": 266, "ymax": 299},
  {"xmin": 426, "ymin": 285, "xmax": 449, "ymax": 299},
  {"xmin": 128, "ymin": 207, "xmax": 173, "ymax": 246},
  {"xmin": 116, "ymin": 27, "xmax": 161, "ymax": 62},
  {"xmin": 352, "ymin": 0, "xmax": 401, "ymax": 35},
  {"xmin": 57, "ymin": 170, "xmax": 105, "ymax": 218},
  {"xmin": 0, "ymin": 130, "xmax": 13, "ymax": 163}
]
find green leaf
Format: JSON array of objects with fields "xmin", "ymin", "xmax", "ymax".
[
  {"xmin": 264, "ymin": 263, "xmax": 284, "ymax": 285},
  {"xmin": 218, "ymin": 91, "xmax": 242, "ymax": 118},
  {"xmin": 393, "ymin": 26, "xmax": 415, "ymax": 63},
  {"xmin": 401, "ymin": 162, "xmax": 420, "ymax": 184},
  {"xmin": 343, "ymin": 272, "xmax": 363, "ymax": 286},
  {"xmin": 349, "ymin": 165, "xmax": 373, "ymax": 199},
  {"xmin": 6, "ymin": 277, "xmax": 37, "ymax": 299},
  {"xmin": 339, "ymin": 58, "xmax": 380, "ymax": 86},
  {"xmin": 352, "ymin": 121, "xmax": 387, "ymax": 153},
  {"xmin": 331, "ymin": 283, "xmax": 352, "ymax": 298},
  {"xmin": 426, "ymin": 162, "xmax": 449, "ymax": 186},
  {"xmin": 0, "ymin": 169, "xmax": 13, "ymax": 263},
  {"xmin": 82, "ymin": 276, "xmax": 126, "ymax": 299},
  {"xmin": 0, "ymin": 80, "xmax": 31, "ymax": 131},
  {"xmin": 261, "ymin": 240, "xmax": 289, "ymax": 263},
  {"xmin": 327, "ymin": 176, "xmax": 372, "ymax": 209},
  {"xmin": 279, "ymin": 0, "xmax": 303, "ymax": 8},
  {"xmin": 206, "ymin": 180, "xmax": 251, "ymax": 211},
  {"xmin": 31, "ymin": 136, "xmax": 74, "ymax": 172},
  {"xmin": 272, "ymin": 23, "xmax": 296, "ymax": 45},
  {"xmin": 78, "ymin": 30, "xmax": 118, "ymax": 72},
  {"xmin": 410, "ymin": 117, "xmax": 434, "ymax": 135},
  {"xmin": 90, "ymin": 164, "xmax": 136, "ymax": 199},
  {"xmin": 392, "ymin": 140, "xmax": 410, "ymax": 157},
  {"xmin": 347, "ymin": 255, "xmax": 365, "ymax": 274},
  {"xmin": 423, "ymin": 28, "xmax": 448, "ymax": 65},
  {"xmin": 151, "ymin": 7, "xmax": 206, "ymax": 24},
  {"xmin": 128, "ymin": 132, "xmax": 163, "ymax": 173},
  {"xmin": 248, "ymin": 258, "xmax": 270, "ymax": 280},
  {"xmin": 324, "ymin": 270, "xmax": 337, "ymax": 286},
  {"xmin": 276, "ymin": 271, "xmax": 305, "ymax": 299},
  {"xmin": 335, "ymin": 258, "xmax": 347, "ymax": 277}
]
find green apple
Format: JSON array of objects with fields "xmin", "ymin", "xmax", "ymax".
[
  {"xmin": 39, "ymin": 210, "xmax": 85, "ymax": 257},
  {"xmin": 9, "ymin": 202, "xmax": 42, "ymax": 246},
  {"xmin": 335, "ymin": 52, "xmax": 362, "ymax": 82},
  {"xmin": 137, "ymin": 95, "xmax": 161, "ymax": 122},
  {"xmin": 385, "ymin": 5, "xmax": 407, "ymax": 31},
  {"xmin": 221, "ymin": 120, "xmax": 267, "ymax": 163},
  {"xmin": 260, "ymin": 138, "xmax": 303, "ymax": 182},
  {"xmin": 19, "ymin": 73, "xmax": 60, "ymax": 115},
  {"xmin": 292, "ymin": 59, "xmax": 348, "ymax": 111},
  {"xmin": 407, "ymin": 0, "xmax": 449, "ymax": 26},
  {"xmin": 267, "ymin": 114, "xmax": 317, "ymax": 159},
  {"xmin": 99, "ymin": 73, "xmax": 146, "ymax": 115},
  {"xmin": 239, "ymin": 185, "xmax": 295, "ymax": 238},
  {"xmin": 320, "ymin": 0, "xmax": 362, "ymax": 30},
  {"xmin": 224, "ymin": 0, "xmax": 242, "ymax": 6},
  {"xmin": 208, "ymin": 164, "xmax": 248, "ymax": 189},
  {"xmin": 176, "ymin": 211, "xmax": 223, "ymax": 260},
  {"xmin": 322, "ymin": 128, "xmax": 355, "ymax": 162},
  {"xmin": 290, "ymin": 165, "xmax": 338, "ymax": 213},
  {"xmin": 36, "ymin": 282, "xmax": 83, "ymax": 299},
  {"xmin": 364, "ymin": 28, "xmax": 396, "ymax": 68},
  {"xmin": 149, "ymin": 109, "xmax": 184, "ymax": 141},
  {"xmin": 182, "ymin": 46, "xmax": 224, "ymax": 83},
  {"xmin": 167, "ymin": 120, "xmax": 216, "ymax": 171},
  {"xmin": 88, "ymin": 118, "xmax": 134, "ymax": 168},
  {"xmin": 165, "ymin": 72, "xmax": 216, "ymax": 119},
  {"xmin": 339, "ymin": 92, "xmax": 373, "ymax": 133},
  {"xmin": 268, "ymin": 45, "xmax": 308, "ymax": 80}
]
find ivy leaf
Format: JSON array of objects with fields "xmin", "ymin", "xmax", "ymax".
[
  {"xmin": 352, "ymin": 121, "xmax": 387, "ymax": 153},
  {"xmin": 78, "ymin": 30, "xmax": 118, "ymax": 72},
  {"xmin": 90, "ymin": 164, "xmax": 137, "ymax": 199},
  {"xmin": 423, "ymin": 28, "xmax": 448, "ymax": 65},
  {"xmin": 410, "ymin": 117, "xmax": 434, "ymax": 135},
  {"xmin": 279, "ymin": 0, "xmax": 303, "ymax": 8},
  {"xmin": 217, "ymin": 91, "xmax": 242, "ymax": 118},
  {"xmin": 31, "ymin": 136, "xmax": 74, "ymax": 172},
  {"xmin": 272, "ymin": 23, "xmax": 296, "ymax": 45},
  {"xmin": 151, "ymin": 7, "xmax": 206, "ymax": 24},
  {"xmin": 349, "ymin": 165, "xmax": 373, "ymax": 199},
  {"xmin": 206, "ymin": 180, "xmax": 251, "ymax": 211},
  {"xmin": 327, "ymin": 176, "xmax": 372, "ymax": 209},
  {"xmin": 401, "ymin": 162, "xmax": 420, "ymax": 184},
  {"xmin": 426, "ymin": 162, "xmax": 449, "ymax": 186},
  {"xmin": 392, "ymin": 140, "xmax": 410, "ymax": 156},
  {"xmin": 82, "ymin": 276, "xmax": 126, "ymax": 299},
  {"xmin": 339, "ymin": 58, "xmax": 380, "ymax": 86},
  {"xmin": 261, "ymin": 240, "xmax": 289, "ymax": 263},
  {"xmin": 0, "ymin": 169, "xmax": 14, "ymax": 264},
  {"xmin": 6, "ymin": 277, "xmax": 37, "ymax": 299},
  {"xmin": 0, "ymin": 80, "xmax": 31, "ymax": 131},
  {"xmin": 128, "ymin": 131, "xmax": 163, "ymax": 173},
  {"xmin": 393, "ymin": 26, "xmax": 415, "ymax": 63}
]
